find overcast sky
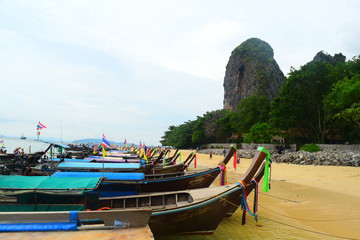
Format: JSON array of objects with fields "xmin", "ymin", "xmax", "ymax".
[{"xmin": 0, "ymin": 0, "xmax": 359, "ymax": 146}]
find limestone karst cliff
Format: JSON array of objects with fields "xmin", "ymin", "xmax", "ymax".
[{"xmin": 223, "ymin": 38, "xmax": 285, "ymax": 110}]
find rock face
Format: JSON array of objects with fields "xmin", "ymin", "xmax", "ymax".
[
  {"xmin": 223, "ymin": 38, "xmax": 285, "ymax": 110},
  {"xmin": 312, "ymin": 51, "xmax": 346, "ymax": 65}
]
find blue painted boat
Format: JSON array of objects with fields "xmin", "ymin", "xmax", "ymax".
[{"xmin": 56, "ymin": 162, "xmax": 141, "ymax": 172}]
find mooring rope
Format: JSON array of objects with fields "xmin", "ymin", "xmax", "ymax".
[
  {"xmin": 216, "ymin": 194, "xmax": 359, "ymax": 240},
  {"xmin": 258, "ymin": 192, "xmax": 301, "ymax": 203},
  {"xmin": 248, "ymin": 197, "xmax": 360, "ymax": 222},
  {"xmin": 259, "ymin": 215, "xmax": 359, "ymax": 240}
]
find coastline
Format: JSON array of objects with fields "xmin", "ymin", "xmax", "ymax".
[{"xmin": 181, "ymin": 149, "xmax": 360, "ymax": 240}]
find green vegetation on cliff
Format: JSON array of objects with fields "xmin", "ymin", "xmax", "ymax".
[{"xmin": 234, "ymin": 37, "xmax": 274, "ymax": 60}]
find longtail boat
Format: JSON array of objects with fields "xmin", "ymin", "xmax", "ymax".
[
  {"xmin": 52, "ymin": 148, "xmax": 234, "ymax": 194},
  {"xmin": 0, "ymin": 147, "xmax": 270, "ymax": 235},
  {"xmin": 96, "ymin": 147, "xmax": 270, "ymax": 236},
  {"xmin": 0, "ymin": 175, "xmax": 151, "ymax": 231},
  {"xmin": 55, "ymin": 150, "xmax": 194, "ymax": 175}
]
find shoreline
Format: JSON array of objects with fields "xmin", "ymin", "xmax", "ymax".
[{"xmin": 181, "ymin": 149, "xmax": 360, "ymax": 240}]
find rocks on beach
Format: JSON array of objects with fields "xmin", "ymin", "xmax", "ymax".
[{"xmin": 197, "ymin": 149, "xmax": 360, "ymax": 167}]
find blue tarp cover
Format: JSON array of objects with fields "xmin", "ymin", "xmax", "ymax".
[
  {"xmin": 52, "ymin": 172, "xmax": 144, "ymax": 181},
  {"xmin": 37, "ymin": 140, "xmax": 70, "ymax": 149},
  {"xmin": 0, "ymin": 211, "xmax": 78, "ymax": 232},
  {"xmin": 57, "ymin": 162, "xmax": 140, "ymax": 170}
]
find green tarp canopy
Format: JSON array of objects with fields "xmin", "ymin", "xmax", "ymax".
[
  {"xmin": 0, "ymin": 204, "xmax": 85, "ymax": 212},
  {"xmin": 0, "ymin": 176, "xmax": 101, "ymax": 190}
]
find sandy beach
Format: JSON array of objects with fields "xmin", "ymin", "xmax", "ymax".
[{"xmin": 180, "ymin": 149, "xmax": 360, "ymax": 240}]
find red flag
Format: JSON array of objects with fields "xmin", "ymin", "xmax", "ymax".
[
  {"xmin": 36, "ymin": 122, "xmax": 47, "ymax": 130},
  {"xmin": 233, "ymin": 150, "xmax": 237, "ymax": 170}
]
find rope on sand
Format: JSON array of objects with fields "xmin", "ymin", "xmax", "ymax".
[
  {"xmin": 259, "ymin": 215, "xmax": 360, "ymax": 240},
  {"xmin": 217, "ymin": 195, "xmax": 360, "ymax": 240},
  {"xmin": 258, "ymin": 192, "xmax": 302, "ymax": 203},
  {"xmin": 254, "ymin": 194, "xmax": 360, "ymax": 222},
  {"xmin": 256, "ymin": 201, "xmax": 360, "ymax": 222}
]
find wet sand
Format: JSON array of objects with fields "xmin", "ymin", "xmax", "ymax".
[{"xmin": 180, "ymin": 149, "xmax": 360, "ymax": 240}]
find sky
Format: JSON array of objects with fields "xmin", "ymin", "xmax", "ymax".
[{"xmin": 0, "ymin": 0, "xmax": 359, "ymax": 146}]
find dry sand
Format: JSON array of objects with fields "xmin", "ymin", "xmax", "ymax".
[{"xmin": 181, "ymin": 149, "xmax": 360, "ymax": 240}]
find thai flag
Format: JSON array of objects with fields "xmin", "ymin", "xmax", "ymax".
[
  {"xmin": 36, "ymin": 122, "xmax": 47, "ymax": 130},
  {"xmin": 101, "ymin": 134, "xmax": 111, "ymax": 148}
]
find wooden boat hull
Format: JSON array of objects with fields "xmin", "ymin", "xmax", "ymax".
[
  {"xmin": 130, "ymin": 162, "xmax": 186, "ymax": 175},
  {"xmin": 98, "ymin": 149, "xmax": 268, "ymax": 236},
  {"xmin": 100, "ymin": 168, "xmax": 220, "ymax": 194},
  {"xmin": 0, "ymin": 152, "xmax": 44, "ymax": 163},
  {"xmin": 98, "ymin": 184, "xmax": 243, "ymax": 236},
  {"xmin": 149, "ymin": 163, "xmax": 186, "ymax": 174},
  {"xmin": 142, "ymin": 168, "xmax": 220, "ymax": 192},
  {"xmin": 148, "ymin": 185, "xmax": 242, "ymax": 235}
]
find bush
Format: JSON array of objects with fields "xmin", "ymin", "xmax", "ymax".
[{"xmin": 300, "ymin": 144, "xmax": 321, "ymax": 152}]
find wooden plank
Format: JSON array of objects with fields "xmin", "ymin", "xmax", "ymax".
[{"xmin": 0, "ymin": 209, "xmax": 152, "ymax": 228}]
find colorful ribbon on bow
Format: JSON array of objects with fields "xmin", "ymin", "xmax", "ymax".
[
  {"xmin": 231, "ymin": 145, "xmax": 237, "ymax": 170},
  {"xmin": 193, "ymin": 152, "xmax": 197, "ymax": 168},
  {"xmin": 218, "ymin": 162, "xmax": 227, "ymax": 185},
  {"xmin": 257, "ymin": 147, "xmax": 271, "ymax": 192}
]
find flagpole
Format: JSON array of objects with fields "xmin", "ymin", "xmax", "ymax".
[
  {"xmin": 102, "ymin": 145, "xmax": 105, "ymax": 178},
  {"xmin": 60, "ymin": 120, "xmax": 63, "ymax": 145}
]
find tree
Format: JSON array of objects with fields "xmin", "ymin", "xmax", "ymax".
[
  {"xmin": 160, "ymin": 121, "xmax": 195, "ymax": 148},
  {"xmin": 235, "ymin": 95, "xmax": 271, "ymax": 133},
  {"xmin": 270, "ymin": 61, "xmax": 339, "ymax": 143},
  {"xmin": 160, "ymin": 110, "xmax": 228, "ymax": 148},
  {"xmin": 324, "ymin": 74, "xmax": 360, "ymax": 142},
  {"xmin": 201, "ymin": 110, "xmax": 228, "ymax": 142},
  {"xmin": 336, "ymin": 103, "xmax": 360, "ymax": 126},
  {"xmin": 216, "ymin": 111, "xmax": 233, "ymax": 137},
  {"xmin": 243, "ymin": 123, "xmax": 275, "ymax": 143}
]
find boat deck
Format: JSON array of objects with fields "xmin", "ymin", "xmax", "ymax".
[{"xmin": 99, "ymin": 184, "xmax": 237, "ymax": 210}]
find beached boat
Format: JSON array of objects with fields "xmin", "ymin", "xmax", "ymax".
[
  {"xmin": 0, "ymin": 175, "xmax": 150, "ymax": 230},
  {"xmin": 95, "ymin": 147, "xmax": 269, "ymax": 236},
  {"xmin": 55, "ymin": 150, "xmax": 194, "ymax": 175},
  {"xmin": 0, "ymin": 147, "xmax": 270, "ymax": 235},
  {"xmin": 0, "ymin": 151, "xmax": 45, "ymax": 163},
  {"xmin": 52, "ymin": 148, "xmax": 234, "ymax": 194},
  {"xmin": 0, "ymin": 152, "xmax": 198, "ymax": 199}
]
